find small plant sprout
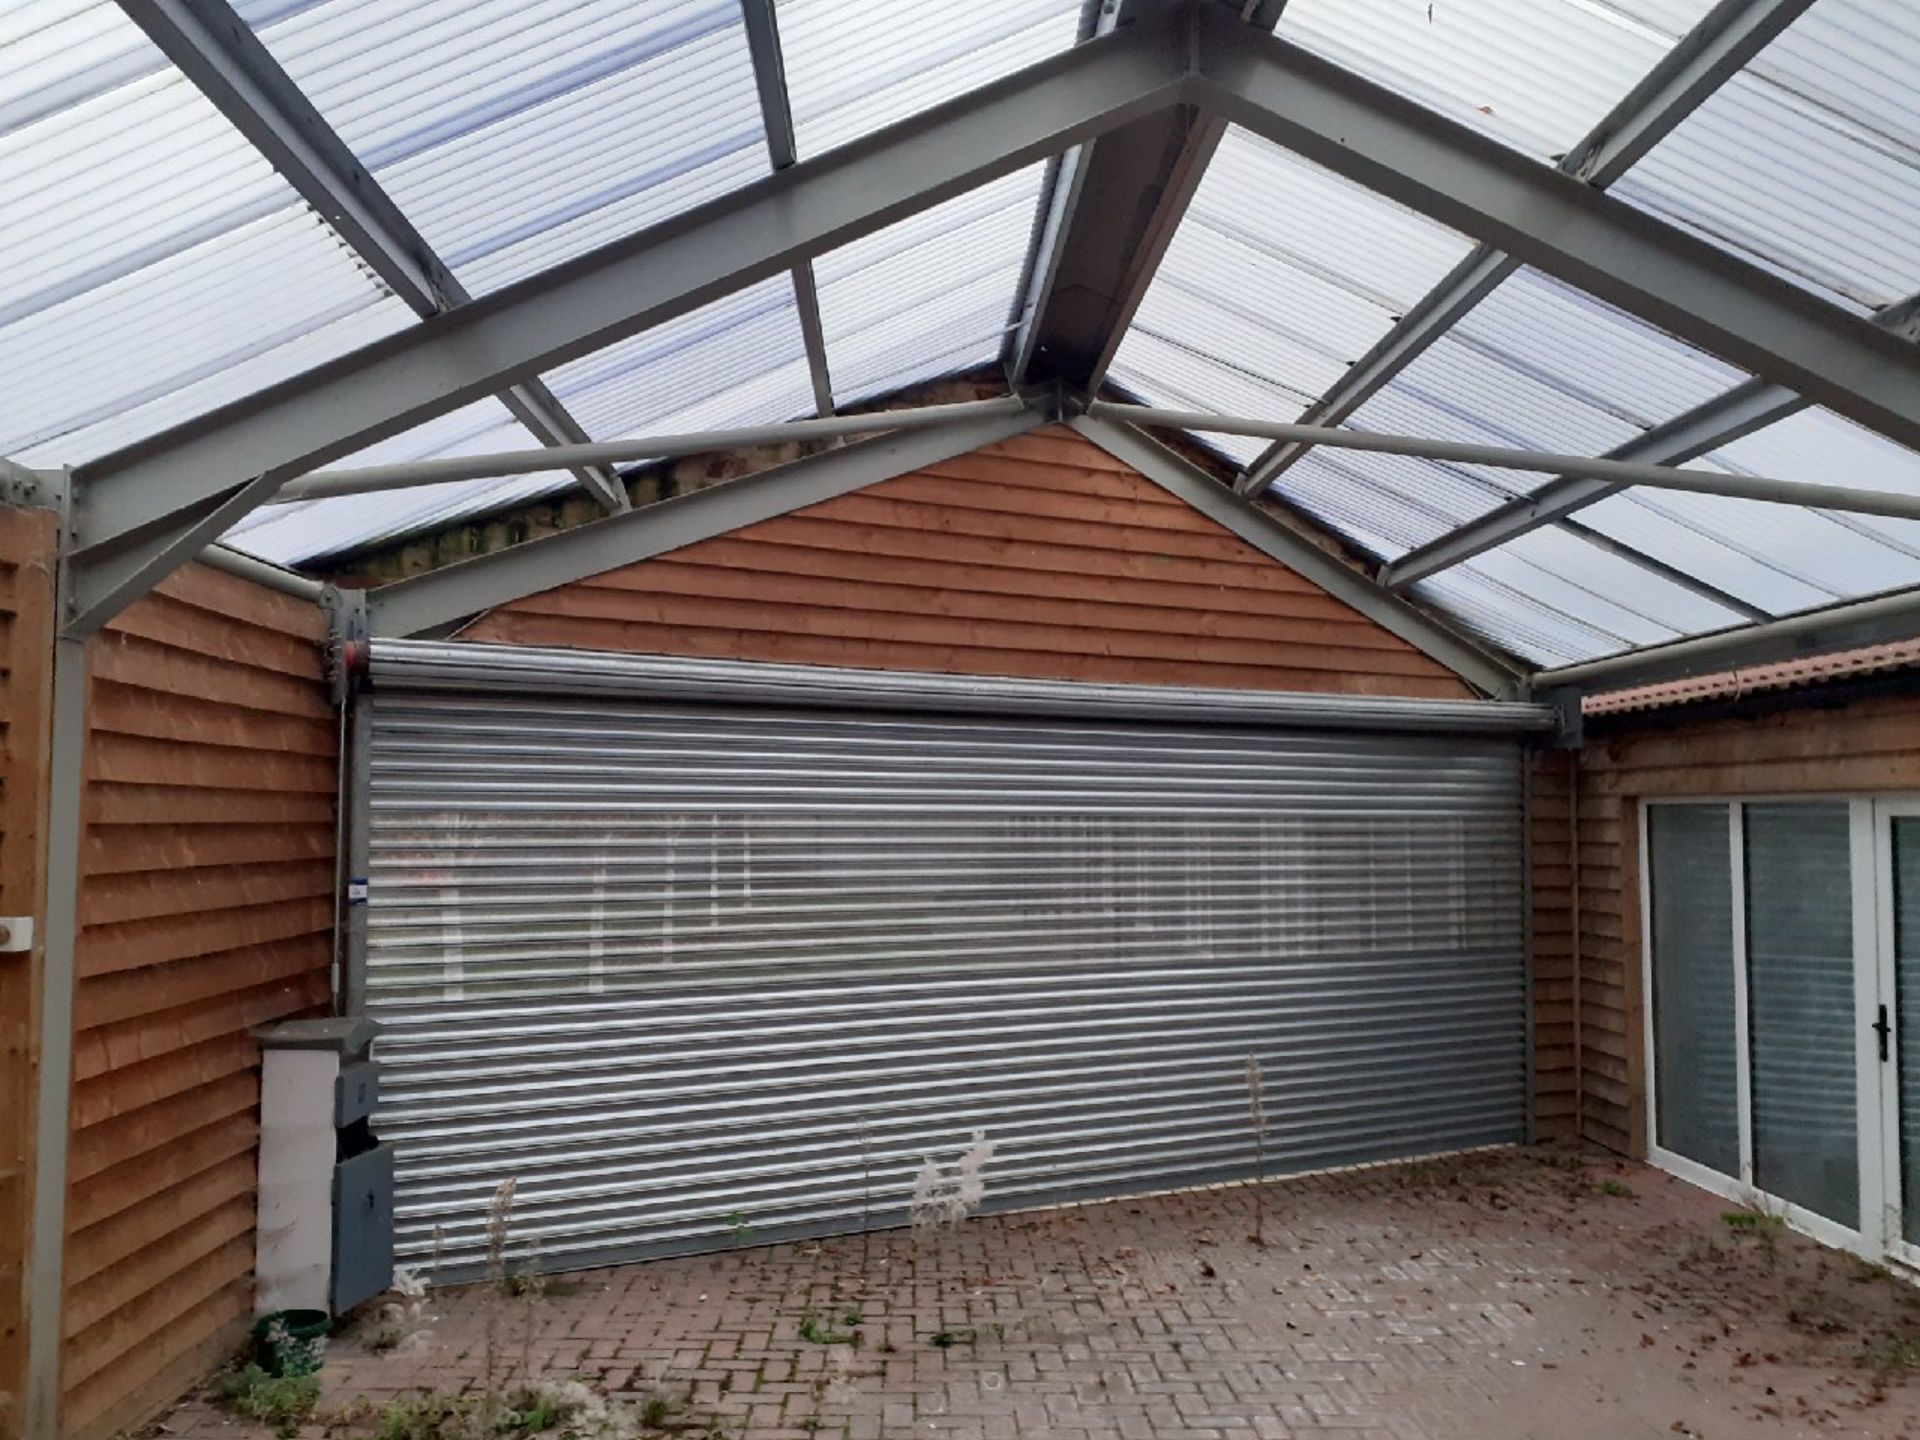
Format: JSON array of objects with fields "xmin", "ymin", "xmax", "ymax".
[
  {"xmin": 909, "ymin": 1131, "xmax": 995, "ymax": 1231},
  {"xmin": 1599, "ymin": 1178, "xmax": 1634, "ymax": 1199},
  {"xmin": 1245, "ymin": 1055, "xmax": 1269, "ymax": 1246}
]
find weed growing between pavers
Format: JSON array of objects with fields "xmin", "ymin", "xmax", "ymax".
[{"xmin": 215, "ymin": 1364, "xmax": 321, "ymax": 1438}]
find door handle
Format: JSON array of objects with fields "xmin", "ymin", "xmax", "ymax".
[{"xmin": 1876, "ymin": 1004, "xmax": 1892, "ymax": 1063}]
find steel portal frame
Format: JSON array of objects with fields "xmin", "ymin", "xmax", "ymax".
[
  {"xmin": 34, "ymin": 0, "xmax": 1920, "ymax": 673},
  {"xmin": 16, "ymin": 2, "xmax": 1920, "ymax": 1429}
]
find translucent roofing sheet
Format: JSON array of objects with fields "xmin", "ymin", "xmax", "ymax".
[
  {"xmin": 0, "ymin": 0, "xmax": 407, "ymax": 465},
  {"xmin": 541, "ymin": 276, "xmax": 817, "ymax": 438},
  {"xmin": 815, "ymin": 166, "xmax": 1046, "ymax": 406},
  {"xmin": 779, "ymin": 0, "xmax": 1081, "ymax": 159},
  {"xmin": 1613, "ymin": 0, "xmax": 1920, "ymax": 313},
  {"xmin": 1415, "ymin": 526, "xmax": 1752, "ymax": 668},
  {"xmin": 1276, "ymin": 0, "xmax": 1716, "ymax": 162},
  {"xmin": 248, "ymin": 0, "xmax": 766, "ymax": 295},
  {"xmin": 1109, "ymin": 128, "xmax": 1477, "ymax": 444}
]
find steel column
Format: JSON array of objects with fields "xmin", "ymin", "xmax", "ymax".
[
  {"xmin": 1069, "ymin": 415, "xmax": 1524, "ymax": 698},
  {"xmin": 115, "ymin": 0, "xmax": 628, "ymax": 514},
  {"xmin": 66, "ymin": 15, "xmax": 1191, "ymax": 634},
  {"xmin": 1234, "ymin": 0, "xmax": 1820, "ymax": 494},
  {"xmin": 365, "ymin": 397, "xmax": 1056, "ymax": 638},
  {"xmin": 24, "ymin": 632, "xmax": 87, "ymax": 1440}
]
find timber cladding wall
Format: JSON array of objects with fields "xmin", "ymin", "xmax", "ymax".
[
  {"xmin": 463, "ymin": 427, "xmax": 1476, "ymax": 700},
  {"xmin": 63, "ymin": 563, "xmax": 336, "ymax": 1439},
  {"xmin": 0, "ymin": 510, "xmax": 56, "ymax": 1438},
  {"xmin": 1530, "ymin": 686, "xmax": 1920, "ymax": 1157}
]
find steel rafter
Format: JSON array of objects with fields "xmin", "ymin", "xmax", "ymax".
[
  {"xmin": 1233, "ymin": 0, "xmax": 1819, "ymax": 495},
  {"xmin": 64, "ymin": 12, "xmax": 1192, "ymax": 635},
  {"xmin": 1185, "ymin": 8, "xmax": 1920, "ymax": 459},
  {"xmin": 366, "ymin": 395, "xmax": 1057, "ymax": 638},
  {"xmin": 1006, "ymin": 1, "xmax": 1283, "ymax": 392},
  {"xmin": 1070, "ymin": 415, "xmax": 1525, "ymax": 698},
  {"xmin": 115, "ymin": 0, "xmax": 630, "ymax": 515},
  {"xmin": 1384, "ymin": 292, "xmax": 1920, "ymax": 589},
  {"xmin": 741, "ymin": 0, "xmax": 836, "ymax": 415}
]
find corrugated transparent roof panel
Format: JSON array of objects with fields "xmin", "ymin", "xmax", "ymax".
[
  {"xmin": 1414, "ymin": 525, "xmax": 1751, "ymax": 668},
  {"xmin": 815, "ymin": 167, "xmax": 1044, "ymax": 406},
  {"xmin": 1276, "ymin": 0, "xmax": 1716, "ymax": 162},
  {"xmin": 1109, "ymin": 129, "xmax": 1477, "ymax": 443},
  {"xmin": 251, "ymin": 0, "xmax": 767, "ymax": 294},
  {"xmin": 780, "ymin": 0, "xmax": 1081, "ymax": 159},
  {"xmin": 225, "ymin": 399, "xmax": 572, "ymax": 565},
  {"xmin": 1103, "ymin": 364, "xmax": 1272, "ymax": 470},
  {"xmin": 0, "ymin": 1, "xmax": 406, "ymax": 468},
  {"xmin": 1612, "ymin": 0, "xmax": 1920, "ymax": 312},
  {"xmin": 1243, "ymin": 267, "xmax": 1743, "ymax": 574},
  {"xmin": 542, "ymin": 276, "xmax": 817, "ymax": 438}
]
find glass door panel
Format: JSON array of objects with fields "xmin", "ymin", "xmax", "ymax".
[
  {"xmin": 1891, "ymin": 816, "xmax": 1920, "ymax": 1247},
  {"xmin": 1744, "ymin": 803, "xmax": 1858, "ymax": 1227},
  {"xmin": 1647, "ymin": 805, "xmax": 1740, "ymax": 1175}
]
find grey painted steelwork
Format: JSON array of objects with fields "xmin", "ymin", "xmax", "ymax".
[
  {"xmin": 1072, "ymin": 416, "xmax": 1527, "ymax": 700},
  {"xmin": 64, "ymin": 1, "xmax": 1920, "ymax": 644},
  {"xmin": 357, "ymin": 650, "xmax": 1527, "ymax": 1273},
  {"xmin": 1185, "ymin": 7, "xmax": 1920, "ymax": 456},
  {"xmin": 740, "ymin": 0, "xmax": 835, "ymax": 415},
  {"xmin": 1541, "ymin": 585, "xmax": 1920, "ymax": 693},
  {"xmin": 1094, "ymin": 403, "xmax": 1920, "ymax": 524},
  {"xmin": 1234, "ymin": 0, "xmax": 1821, "ymax": 494},
  {"xmin": 200, "ymin": 542, "xmax": 331, "ymax": 600},
  {"xmin": 65, "ymin": 14, "xmax": 1192, "ymax": 597},
  {"xmin": 1384, "ymin": 293, "xmax": 1920, "ymax": 589},
  {"xmin": 114, "ymin": 0, "xmax": 627, "ymax": 515},
  {"xmin": 366, "ymin": 640, "xmax": 1558, "ymax": 734},
  {"xmin": 365, "ymin": 399, "xmax": 1053, "ymax": 639},
  {"xmin": 26, "ymin": 634, "xmax": 88, "ymax": 1440},
  {"xmin": 279, "ymin": 396, "xmax": 1035, "ymax": 499}
]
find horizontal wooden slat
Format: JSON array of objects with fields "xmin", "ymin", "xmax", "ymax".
[
  {"xmin": 589, "ymin": 557, "xmax": 1409, "ymax": 645},
  {"xmin": 475, "ymin": 427, "xmax": 1468, "ymax": 699},
  {"xmin": 66, "ymin": 1153, "xmax": 255, "ymax": 1288},
  {"xmin": 67, "ymin": 561, "xmax": 335, "ymax": 1439},
  {"xmin": 80, "ymin": 858, "xmax": 335, "ymax": 928},
  {"xmin": 73, "ymin": 939, "xmax": 330, "ymax": 1032},
  {"xmin": 73, "ymin": 971, "xmax": 329, "ymax": 1084},
  {"xmin": 475, "ymin": 612, "xmax": 1472, "ymax": 697},
  {"xmin": 504, "ymin": 586, "xmax": 1453, "ymax": 677}
]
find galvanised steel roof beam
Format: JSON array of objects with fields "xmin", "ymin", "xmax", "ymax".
[
  {"xmin": 366, "ymin": 394, "xmax": 1057, "ymax": 639},
  {"xmin": 1233, "ymin": 0, "xmax": 1821, "ymax": 496},
  {"xmin": 1005, "ymin": 1, "xmax": 1285, "ymax": 392},
  {"xmin": 115, "ymin": 0, "xmax": 630, "ymax": 516},
  {"xmin": 1541, "ymin": 584, "xmax": 1920, "ymax": 693},
  {"xmin": 741, "ymin": 0, "xmax": 836, "ymax": 416},
  {"xmin": 1384, "ymin": 292, "xmax": 1920, "ymax": 589},
  {"xmin": 65, "ymin": 12, "xmax": 1193, "ymax": 636},
  {"xmin": 1186, "ymin": 7, "xmax": 1920, "ymax": 462},
  {"xmin": 1070, "ymin": 415, "xmax": 1526, "ymax": 699}
]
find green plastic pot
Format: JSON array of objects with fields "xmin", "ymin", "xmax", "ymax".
[{"xmin": 253, "ymin": 1309, "xmax": 330, "ymax": 1377}]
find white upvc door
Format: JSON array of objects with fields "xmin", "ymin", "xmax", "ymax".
[{"xmin": 1870, "ymin": 799, "xmax": 1920, "ymax": 1267}]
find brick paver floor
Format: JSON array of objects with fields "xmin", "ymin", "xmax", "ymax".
[{"xmin": 166, "ymin": 1149, "xmax": 1920, "ymax": 1439}]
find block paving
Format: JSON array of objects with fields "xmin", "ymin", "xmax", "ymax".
[{"xmin": 165, "ymin": 1150, "xmax": 1920, "ymax": 1439}]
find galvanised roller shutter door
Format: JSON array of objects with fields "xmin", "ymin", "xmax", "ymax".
[{"xmin": 357, "ymin": 645, "xmax": 1539, "ymax": 1275}]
